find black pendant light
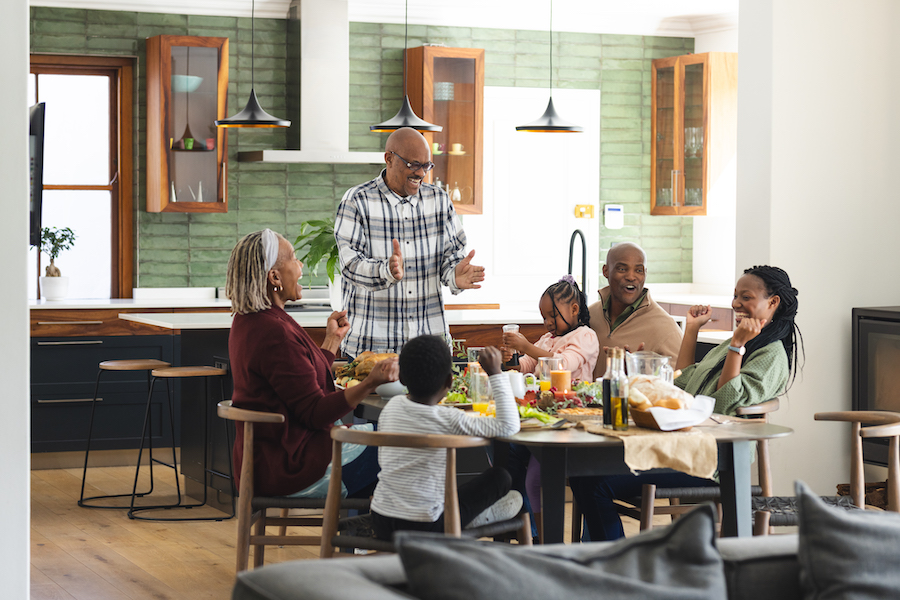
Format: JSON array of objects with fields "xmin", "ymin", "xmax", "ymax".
[
  {"xmin": 516, "ymin": 0, "xmax": 582, "ymax": 133},
  {"xmin": 370, "ymin": 0, "xmax": 442, "ymax": 133},
  {"xmin": 216, "ymin": 0, "xmax": 290, "ymax": 128}
]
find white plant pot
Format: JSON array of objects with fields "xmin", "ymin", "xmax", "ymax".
[
  {"xmin": 328, "ymin": 274, "xmax": 343, "ymax": 311},
  {"xmin": 40, "ymin": 276, "xmax": 69, "ymax": 301}
]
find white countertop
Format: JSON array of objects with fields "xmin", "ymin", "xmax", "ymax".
[
  {"xmin": 119, "ymin": 308, "xmax": 545, "ymax": 330},
  {"xmin": 30, "ymin": 298, "xmax": 234, "ymax": 310}
]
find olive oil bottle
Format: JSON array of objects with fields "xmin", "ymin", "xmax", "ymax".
[{"xmin": 610, "ymin": 348, "xmax": 629, "ymax": 430}]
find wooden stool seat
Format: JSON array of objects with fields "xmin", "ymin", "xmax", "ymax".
[
  {"xmin": 151, "ymin": 366, "xmax": 227, "ymax": 378},
  {"xmin": 99, "ymin": 359, "xmax": 171, "ymax": 371}
]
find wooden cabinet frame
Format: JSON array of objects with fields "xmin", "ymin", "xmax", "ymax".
[
  {"xmin": 651, "ymin": 52, "xmax": 737, "ymax": 216},
  {"xmin": 146, "ymin": 35, "xmax": 229, "ymax": 213},
  {"xmin": 405, "ymin": 46, "xmax": 485, "ymax": 215}
]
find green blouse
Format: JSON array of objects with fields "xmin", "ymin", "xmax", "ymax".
[{"xmin": 675, "ymin": 339, "xmax": 789, "ymax": 415}]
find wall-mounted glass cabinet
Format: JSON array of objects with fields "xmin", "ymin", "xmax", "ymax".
[{"xmin": 146, "ymin": 35, "xmax": 229, "ymax": 213}]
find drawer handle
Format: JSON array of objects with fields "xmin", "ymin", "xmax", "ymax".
[
  {"xmin": 36, "ymin": 340, "xmax": 104, "ymax": 346},
  {"xmin": 37, "ymin": 398, "xmax": 102, "ymax": 404},
  {"xmin": 37, "ymin": 321, "xmax": 104, "ymax": 325}
]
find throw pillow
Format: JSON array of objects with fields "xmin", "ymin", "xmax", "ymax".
[
  {"xmin": 396, "ymin": 504, "xmax": 727, "ymax": 600},
  {"xmin": 796, "ymin": 479, "xmax": 900, "ymax": 599}
]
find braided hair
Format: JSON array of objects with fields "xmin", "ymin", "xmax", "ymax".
[
  {"xmin": 226, "ymin": 230, "xmax": 288, "ymax": 315},
  {"xmin": 699, "ymin": 265, "xmax": 804, "ymax": 392},
  {"xmin": 543, "ymin": 275, "xmax": 591, "ymax": 335}
]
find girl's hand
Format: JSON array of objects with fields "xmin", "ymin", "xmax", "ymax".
[
  {"xmin": 685, "ymin": 304, "xmax": 712, "ymax": 329},
  {"xmin": 502, "ymin": 331, "xmax": 528, "ymax": 353},
  {"xmin": 325, "ymin": 310, "xmax": 350, "ymax": 340},
  {"xmin": 500, "ymin": 345, "xmax": 514, "ymax": 363},
  {"xmin": 731, "ymin": 318, "xmax": 767, "ymax": 348}
]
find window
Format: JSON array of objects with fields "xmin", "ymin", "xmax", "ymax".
[{"xmin": 29, "ymin": 55, "xmax": 134, "ymax": 299}]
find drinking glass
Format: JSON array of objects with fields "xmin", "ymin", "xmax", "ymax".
[
  {"xmin": 467, "ymin": 346, "xmax": 485, "ymax": 364},
  {"xmin": 538, "ymin": 357, "xmax": 561, "ymax": 380}
]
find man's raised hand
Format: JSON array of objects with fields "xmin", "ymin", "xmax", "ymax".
[{"xmin": 389, "ymin": 238, "xmax": 404, "ymax": 281}]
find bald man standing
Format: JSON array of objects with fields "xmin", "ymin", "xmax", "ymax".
[
  {"xmin": 335, "ymin": 128, "xmax": 484, "ymax": 357},
  {"xmin": 589, "ymin": 242, "xmax": 682, "ymax": 378}
]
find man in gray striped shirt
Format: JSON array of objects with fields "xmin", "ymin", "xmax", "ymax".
[
  {"xmin": 370, "ymin": 337, "xmax": 522, "ymax": 540},
  {"xmin": 335, "ymin": 128, "xmax": 485, "ymax": 358}
]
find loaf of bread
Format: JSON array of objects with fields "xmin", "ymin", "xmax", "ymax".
[{"xmin": 628, "ymin": 375, "xmax": 694, "ymax": 410}]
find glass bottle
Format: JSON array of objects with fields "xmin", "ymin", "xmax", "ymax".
[
  {"xmin": 610, "ymin": 348, "xmax": 629, "ymax": 430},
  {"xmin": 601, "ymin": 354, "xmax": 613, "ymax": 429}
]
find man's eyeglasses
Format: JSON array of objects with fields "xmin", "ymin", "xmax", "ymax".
[{"xmin": 389, "ymin": 150, "xmax": 435, "ymax": 173}]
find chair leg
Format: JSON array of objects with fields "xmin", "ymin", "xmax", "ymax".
[
  {"xmin": 753, "ymin": 510, "xmax": 771, "ymax": 536},
  {"xmin": 640, "ymin": 484, "xmax": 656, "ymax": 531},
  {"xmin": 570, "ymin": 498, "xmax": 582, "ymax": 543},
  {"xmin": 278, "ymin": 508, "xmax": 290, "ymax": 538},
  {"xmin": 253, "ymin": 511, "xmax": 267, "ymax": 568},
  {"xmin": 518, "ymin": 512, "xmax": 533, "ymax": 546},
  {"xmin": 235, "ymin": 504, "xmax": 253, "ymax": 573}
]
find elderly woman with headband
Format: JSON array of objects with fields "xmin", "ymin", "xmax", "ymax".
[{"xmin": 226, "ymin": 229, "xmax": 399, "ymax": 499}]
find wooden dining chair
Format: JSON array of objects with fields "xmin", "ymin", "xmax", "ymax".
[
  {"xmin": 216, "ymin": 401, "xmax": 370, "ymax": 572},
  {"xmin": 320, "ymin": 427, "xmax": 532, "ymax": 558},
  {"xmin": 752, "ymin": 410, "xmax": 900, "ymax": 534},
  {"xmin": 570, "ymin": 398, "xmax": 780, "ymax": 540}
]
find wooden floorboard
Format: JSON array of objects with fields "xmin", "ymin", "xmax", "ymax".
[{"xmin": 31, "ymin": 465, "xmax": 656, "ymax": 600}]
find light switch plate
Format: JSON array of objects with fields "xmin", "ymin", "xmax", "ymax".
[{"xmin": 574, "ymin": 204, "xmax": 594, "ymax": 218}]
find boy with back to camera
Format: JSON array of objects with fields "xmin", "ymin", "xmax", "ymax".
[{"xmin": 370, "ymin": 335, "xmax": 522, "ymax": 540}]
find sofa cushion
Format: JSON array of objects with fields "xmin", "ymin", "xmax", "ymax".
[
  {"xmin": 796, "ymin": 479, "xmax": 900, "ymax": 599},
  {"xmin": 718, "ymin": 534, "xmax": 801, "ymax": 600},
  {"xmin": 396, "ymin": 503, "xmax": 727, "ymax": 600}
]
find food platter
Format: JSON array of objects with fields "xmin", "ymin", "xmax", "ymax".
[{"xmin": 439, "ymin": 398, "xmax": 473, "ymax": 410}]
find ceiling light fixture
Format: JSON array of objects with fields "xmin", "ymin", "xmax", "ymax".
[
  {"xmin": 370, "ymin": 0, "xmax": 442, "ymax": 133},
  {"xmin": 516, "ymin": 0, "xmax": 583, "ymax": 133},
  {"xmin": 216, "ymin": 0, "xmax": 290, "ymax": 128}
]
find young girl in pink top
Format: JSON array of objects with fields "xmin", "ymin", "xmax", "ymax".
[{"xmin": 502, "ymin": 275, "xmax": 600, "ymax": 541}]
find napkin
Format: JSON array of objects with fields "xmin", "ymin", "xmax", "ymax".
[
  {"xmin": 646, "ymin": 394, "xmax": 715, "ymax": 431},
  {"xmin": 582, "ymin": 421, "xmax": 717, "ymax": 479}
]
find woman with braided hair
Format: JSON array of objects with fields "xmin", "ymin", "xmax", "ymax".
[{"xmin": 570, "ymin": 265, "xmax": 804, "ymax": 541}]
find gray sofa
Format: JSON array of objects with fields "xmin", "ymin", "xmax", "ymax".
[{"xmin": 232, "ymin": 524, "xmax": 801, "ymax": 600}]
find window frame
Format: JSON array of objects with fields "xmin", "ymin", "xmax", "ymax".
[{"xmin": 29, "ymin": 54, "xmax": 135, "ymax": 299}]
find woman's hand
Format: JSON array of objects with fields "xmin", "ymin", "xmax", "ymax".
[
  {"xmin": 685, "ymin": 304, "xmax": 713, "ymax": 330},
  {"xmin": 362, "ymin": 356, "xmax": 399, "ymax": 388},
  {"xmin": 730, "ymin": 318, "xmax": 768, "ymax": 348},
  {"xmin": 321, "ymin": 310, "xmax": 350, "ymax": 355},
  {"xmin": 502, "ymin": 331, "xmax": 528, "ymax": 353}
]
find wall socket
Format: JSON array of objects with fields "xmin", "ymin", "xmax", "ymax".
[{"xmin": 574, "ymin": 205, "xmax": 594, "ymax": 218}]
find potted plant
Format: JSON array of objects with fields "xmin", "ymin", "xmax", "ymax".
[
  {"xmin": 38, "ymin": 226, "xmax": 76, "ymax": 300},
  {"xmin": 294, "ymin": 218, "xmax": 341, "ymax": 310}
]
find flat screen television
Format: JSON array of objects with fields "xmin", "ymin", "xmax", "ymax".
[{"xmin": 29, "ymin": 102, "xmax": 46, "ymax": 247}]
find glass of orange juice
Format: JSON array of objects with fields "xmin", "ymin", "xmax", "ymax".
[{"xmin": 472, "ymin": 400, "xmax": 490, "ymax": 415}]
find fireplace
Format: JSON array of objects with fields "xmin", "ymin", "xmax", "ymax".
[{"xmin": 852, "ymin": 306, "xmax": 900, "ymax": 467}]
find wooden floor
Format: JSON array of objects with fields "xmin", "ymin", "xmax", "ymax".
[{"xmin": 31, "ymin": 466, "xmax": 651, "ymax": 600}]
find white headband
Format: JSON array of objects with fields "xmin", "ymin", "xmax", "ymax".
[{"xmin": 260, "ymin": 229, "xmax": 280, "ymax": 271}]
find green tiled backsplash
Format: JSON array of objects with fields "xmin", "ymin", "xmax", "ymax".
[{"xmin": 30, "ymin": 8, "xmax": 693, "ymax": 289}]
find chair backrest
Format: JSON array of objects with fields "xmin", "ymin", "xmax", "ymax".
[
  {"xmin": 815, "ymin": 411, "xmax": 900, "ymax": 512},
  {"xmin": 216, "ymin": 400, "xmax": 285, "ymax": 501},
  {"xmin": 736, "ymin": 398, "xmax": 780, "ymax": 496},
  {"xmin": 320, "ymin": 427, "xmax": 490, "ymax": 557}
]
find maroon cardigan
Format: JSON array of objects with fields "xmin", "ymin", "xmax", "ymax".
[{"xmin": 229, "ymin": 306, "xmax": 352, "ymax": 496}]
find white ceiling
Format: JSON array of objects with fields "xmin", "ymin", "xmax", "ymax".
[{"xmin": 29, "ymin": 0, "xmax": 738, "ymax": 37}]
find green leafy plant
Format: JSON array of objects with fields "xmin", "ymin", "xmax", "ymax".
[
  {"xmin": 39, "ymin": 226, "xmax": 76, "ymax": 277},
  {"xmin": 294, "ymin": 218, "xmax": 339, "ymax": 283}
]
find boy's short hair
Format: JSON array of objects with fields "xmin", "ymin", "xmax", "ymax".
[{"xmin": 399, "ymin": 335, "xmax": 452, "ymax": 398}]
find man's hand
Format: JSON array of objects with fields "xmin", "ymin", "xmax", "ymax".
[
  {"xmin": 602, "ymin": 342, "xmax": 644, "ymax": 356},
  {"xmin": 455, "ymin": 250, "xmax": 485, "ymax": 289},
  {"xmin": 389, "ymin": 238, "xmax": 404, "ymax": 281},
  {"xmin": 478, "ymin": 346, "xmax": 502, "ymax": 376}
]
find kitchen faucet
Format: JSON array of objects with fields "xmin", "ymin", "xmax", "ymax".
[{"xmin": 568, "ymin": 229, "xmax": 587, "ymax": 293}]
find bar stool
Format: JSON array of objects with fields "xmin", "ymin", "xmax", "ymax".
[
  {"xmin": 79, "ymin": 358, "xmax": 172, "ymax": 509},
  {"xmin": 128, "ymin": 365, "xmax": 235, "ymax": 522}
]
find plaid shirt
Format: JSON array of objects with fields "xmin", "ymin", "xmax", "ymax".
[{"xmin": 335, "ymin": 170, "xmax": 468, "ymax": 357}]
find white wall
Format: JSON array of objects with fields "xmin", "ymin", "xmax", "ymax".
[
  {"xmin": 0, "ymin": 0, "xmax": 32, "ymax": 594},
  {"xmin": 448, "ymin": 87, "xmax": 602, "ymax": 309},
  {"xmin": 738, "ymin": 0, "xmax": 900, "ymax": 494},
  {"xmin": 691, "ymin": 26, "xmax": 739, "ymax": 294}
]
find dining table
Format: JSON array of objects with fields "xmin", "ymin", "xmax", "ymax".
[
  {"xmin": 497, "ymin": 420, "xmax": 793, "ymax": 543},
  {"xmin": 355, "ymin": 397, "xmax": 793, "ymax": 544}
]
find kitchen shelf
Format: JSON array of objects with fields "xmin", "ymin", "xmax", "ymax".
[{"xmin": 146, "ymin": 35, "xmax": 229, "ymax": 213}]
